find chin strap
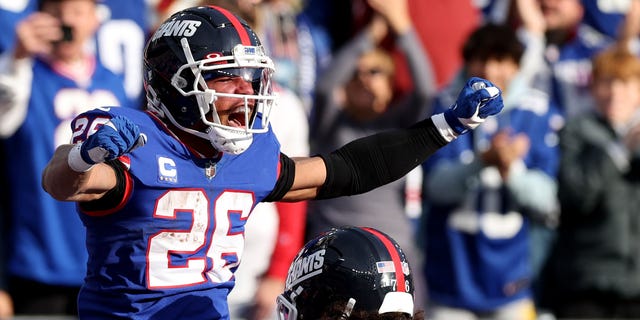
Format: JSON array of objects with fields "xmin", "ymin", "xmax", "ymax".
[{"xmin": 205, "ymin": 125, "xmax": 253, "ymax": 155}]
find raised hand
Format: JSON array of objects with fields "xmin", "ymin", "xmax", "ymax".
[
  {"xmin": 68, "ymin": 115, "xmax": 146, "ymax": 172},
  {"xmin": 444, "ymin": 77, "xmax": 503, "ymax": 135},
  {"xmin": 14, "ymin": 12, "xmax": 65, "ymax": 59},
  {"xmin": 368, "ymin": 0, "xmax": 412, "ymax": 35}
]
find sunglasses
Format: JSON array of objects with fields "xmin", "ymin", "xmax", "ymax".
[{"xmin": 354, "ymin": 67, "xmax": 388, "ymax": 78}]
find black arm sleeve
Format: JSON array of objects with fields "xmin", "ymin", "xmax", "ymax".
[
  {"xmin": 316, "ymin": 117, "xmax": 448, "ymax": 200},
  {"xmin": 263, "ymin": 153, "xmax": 296, "ymax": 202},
  {"xmin": 79, "ymin": 160, "xmax": 127, "ymax": 212}
]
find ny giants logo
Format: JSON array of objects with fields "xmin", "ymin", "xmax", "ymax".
[
  {"xmin": 285, "ymin": 249, "xmax": 325, "ymax": 288},
  {"xmin": 151, "ymin": 20, "xmax": 202, "ymax": 42}
]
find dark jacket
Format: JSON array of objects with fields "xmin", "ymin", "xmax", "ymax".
[{"xmin": 549, "ymin": 111, "xmax": 640, "ymax": 300}]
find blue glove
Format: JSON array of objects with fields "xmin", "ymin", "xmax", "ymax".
[
  {"xmin": 443, "ymin": 77, "xmax": 503, "ymax": 135},
  {"xmin": 68, "ymin": 115, "xmax": 146, "ymax": 172}
]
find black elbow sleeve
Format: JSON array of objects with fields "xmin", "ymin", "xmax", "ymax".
[{"xmin": 263, "ymin": 153, "xmax": 296, "ymax": 202}]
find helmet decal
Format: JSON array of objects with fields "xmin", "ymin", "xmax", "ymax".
[
  {"xmin": 363, "ymin": 227, "xmax": 408, "ymax": 293},
  {"xmin": 285, "ymin": 249, "xmax": 325, "ymax": 289},
  {"xmin": 150, "ymin": 20, "xmax": 202, "ymax": 42},
  {"xmin": 208, "ymin": 5, "xmax": 251, "ymax": 45}
]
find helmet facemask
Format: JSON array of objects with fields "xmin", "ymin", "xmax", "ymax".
[
  {"xmin": 155, "ymin": 37, "xmax": 277, "ymax": 155},
  {"xmin": 276, "ymin": 294, "xmax": 298, "ymax": 320}
]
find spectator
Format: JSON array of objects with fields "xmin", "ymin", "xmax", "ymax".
[
  {"xmin": 543, "ymin": 45, "xmax": 640, "ymax": 319},
  {"xmin": 1, "ymin": 0, "xmax": 150, "ymax": 107},
  {"xmin": 0, "ymin": 0, "xmax": 129, "ymax": 316},
  {"xmin": 420, "ymin": 23, "xmax": 562, "ymax": 320},
  {"xmin": 527, "ymin": 0, "xmax": 622, "ymax": 118},
  {"xmin": 0, "ymin": 0, "xmax": 37, "ymax": 319},
  {"xmin": 306, "ymin": 0, "xmax": 435, "ymax": 312}
]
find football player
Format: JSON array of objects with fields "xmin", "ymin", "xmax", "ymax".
[
  {"xmin": 41, "ymin": 5, "xmax": 503, "ymax": 319},
  {"xmin": 277, "ymin": 226, "xmax": 423, "ymax": 320}
]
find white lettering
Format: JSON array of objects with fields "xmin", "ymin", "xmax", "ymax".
[
  {"xmin": 285, "ymin": 249, "xmax": 325, "ymax": 288},
  {"xmin": 151, "ymin": 20, "xmax": 202, "ymax": 42}
]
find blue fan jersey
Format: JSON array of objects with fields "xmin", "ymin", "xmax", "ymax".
[
  {"xmin": 95, "ymin": 0, "xmax": 150, "ymax": 108},
  {"xmin": 547, "ymin": 0, "xmax": 632, "ymax": 118},
  {"xmin": 548, "ymin": 23, "xmax": 615, "ymax": 118},
  {"xmin": 581, "ymin": 0, "xmax": 627, "ymax": 38},
  {"xmin": 3, "ymin": 58, "xmax": 128, "ymax": 286},
  {"xmin": 70, "ymin": 107, "xmax": 281, "ymax": 319},
  {"xmin": 422, "ymin": 85, "xmax": 561, "ymax": 311}
]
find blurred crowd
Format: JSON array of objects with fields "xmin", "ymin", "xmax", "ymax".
[{"xmin": 2, "ymin": 0, "xmax": 640, "ymax": 319}]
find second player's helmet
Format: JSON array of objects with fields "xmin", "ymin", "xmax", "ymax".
[
  {"xmin": 277, "ymin": 226, "xmax": 415, "ymax": 319},
  {"xmin": 144, "ymin": 5, "xmax": 276, "ymax": 154}
]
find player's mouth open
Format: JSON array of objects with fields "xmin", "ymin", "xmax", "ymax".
[{"xmin": 227, "ymin": 109, "xmax": 248, "ymax": 128}]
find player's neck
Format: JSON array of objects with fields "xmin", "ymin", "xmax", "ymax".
[{"xmin": 167, "ymin": 122, "xmax": 222, "ymax": 159}]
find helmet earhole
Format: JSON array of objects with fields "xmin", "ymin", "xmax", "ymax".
[{"xmin": 172, "ymin": 76, "xmax": 187, "ymax": 89}]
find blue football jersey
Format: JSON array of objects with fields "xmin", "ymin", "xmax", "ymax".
[
  {"xmin": 70, "ymin": 107, "xmax": 281, "ymax": 319},
  {"xmin": 3, "ymin": 58, "xmax": 129, "ymax": 286}
]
